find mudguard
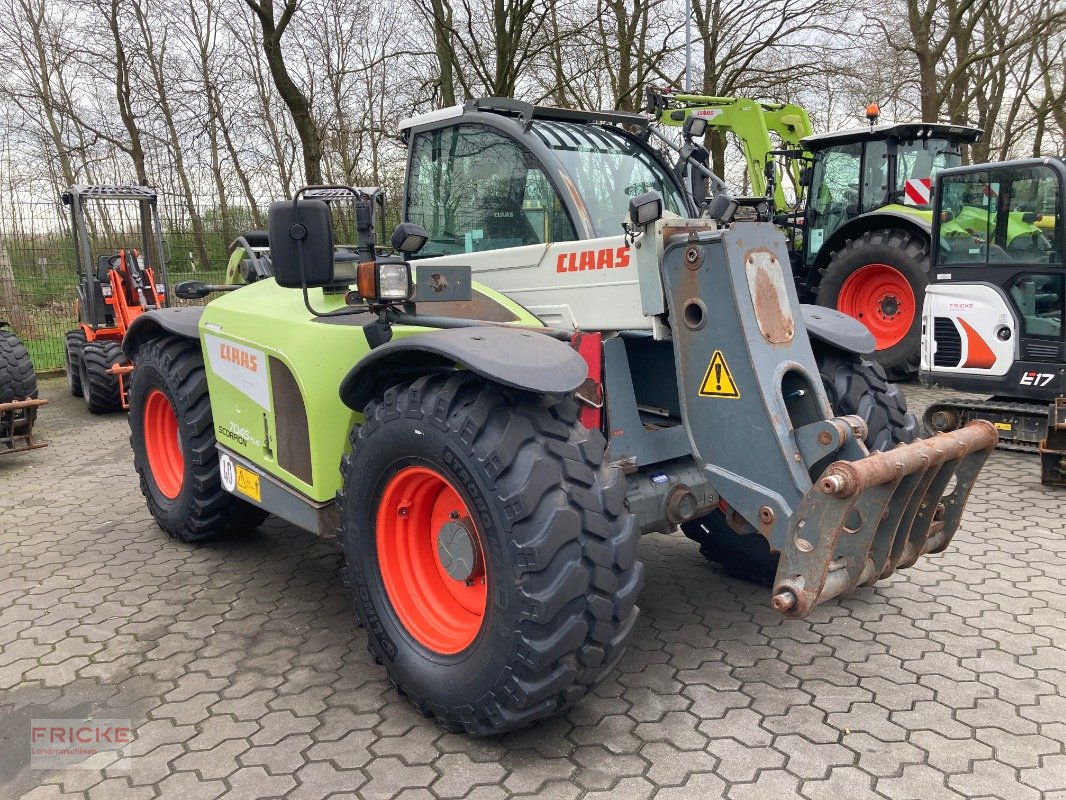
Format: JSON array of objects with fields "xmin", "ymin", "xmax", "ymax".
[
  {"xmin": 801, "ymin": 304, "xmax": 875, "ymax": 355},
  {"xmin": 122, "ymin": 307, "xmax": 203, "ymax": 358},
  {"xmin": 340, "ymin": 326, "xmax": 587, "ymax": 411}
]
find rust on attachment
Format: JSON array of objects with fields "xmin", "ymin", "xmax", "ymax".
[
  {"xmin": 744, "ymin": 247, "xmax": 794, "ymax": 344},
  {"xmin": 0, "ymin": 397, "xmax": 48, "ymax": 455},
  {"xmin": 772, "ymin": 420, "xmax": 998, "ymax": 618}
]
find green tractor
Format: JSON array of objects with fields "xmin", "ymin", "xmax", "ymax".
[
  {"xmin": 123, "ymin": 107, "xmax": 996, "ymax": 736},
  {"xmin": 649, "ymin": 89, "xmax": 983, "ymax": 379}
]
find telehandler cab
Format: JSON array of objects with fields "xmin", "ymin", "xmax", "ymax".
[
  {"xmin": 124, "ymin": 110, "xmax": 996, "ymax": 736},
  {"xmin": 920, "ymin": 157, "xmax": 1065, "ymax": 483}
]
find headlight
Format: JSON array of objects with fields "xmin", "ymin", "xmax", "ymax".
[{"xmin": 357, "ymin": 260, "xmax": 412, "ymax": 303}]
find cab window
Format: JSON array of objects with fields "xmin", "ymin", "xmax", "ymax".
[
  {"xmin": 938, "ymin": 164, "xmax": 1062, "ymax": 267},
  {"xmin": 406, "ymin": 124, "xmax": 576, "ymax": 257},
  {"xmin": 807, "ymin": 143, "xmax": 861, "ymax": 258},
  {"xmin": 894, "ymin": 138, "xmax": 962, "ymax": 202}
]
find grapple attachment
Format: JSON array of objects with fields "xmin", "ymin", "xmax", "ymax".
[{"xmin": 772, "ymin": 421, "xmax": 998, "ymax": 617}]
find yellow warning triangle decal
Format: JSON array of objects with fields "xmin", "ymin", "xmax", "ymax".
[{"xmin": 699, "ymin": 350, "xmax": 740, "ymax": 398}]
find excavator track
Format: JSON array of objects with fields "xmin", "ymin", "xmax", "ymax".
[{"xmin": 923, "ymin": 397, "xmax": 1051, "ymax": 453}]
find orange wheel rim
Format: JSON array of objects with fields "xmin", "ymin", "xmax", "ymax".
[
  {"xmin": 144, "ymin": 389, "xmax": 183, "ymax": 499},
  {"xmin": 837, "ymin": 264, "xmax": 916, "ymax": 350},
  {"xmin": 376, "ymin": 466, "xmax": 488, "ymax": 654}
]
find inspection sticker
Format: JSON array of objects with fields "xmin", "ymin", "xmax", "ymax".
[
  {"xmin": 235, "ymin": 464, "xmax": 262, "ymax": 502},
  {"xmin": 699, "ymin": 351, "xmax": 740, "ymax": 398}
]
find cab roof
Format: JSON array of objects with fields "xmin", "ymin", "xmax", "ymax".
[
  {"xmin": 801, "ymin": 122, "xmax": 983, "ymax": 149},
  {"xmin": 398, "ymin": 97, "xmax": 648, "ymax": 135}
]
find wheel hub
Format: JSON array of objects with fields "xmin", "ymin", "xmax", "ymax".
[
  {"xmin": 436, "ymin": 517, "xmax": 480, "ymax": 583},
  {"xmin": 878, "ymin": 294, "xmax": 900, "ymax": 317}
]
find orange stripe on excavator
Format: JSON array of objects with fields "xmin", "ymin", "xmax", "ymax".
[{"xmin": 958, "ymin": 317, "xmax": 997, "ymax": 369}]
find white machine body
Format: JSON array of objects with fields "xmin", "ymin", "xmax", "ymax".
[{"xmin": 921, "ymin": 282, "xmax": 1017, "ymax": 377}]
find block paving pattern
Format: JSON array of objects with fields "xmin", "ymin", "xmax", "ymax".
[{"xmin": 1, "ymin": 377, "xmax": 1063, "ymax": 799}]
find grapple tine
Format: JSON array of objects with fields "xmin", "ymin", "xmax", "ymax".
[{"xmin": 772, "ymin": 420, "xmax": 998, "ymax": 617}]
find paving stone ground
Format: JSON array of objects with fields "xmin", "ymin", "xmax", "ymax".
[{"xmin": 1, "ymin": 376, "xmax": 1063, "ymax": 800}]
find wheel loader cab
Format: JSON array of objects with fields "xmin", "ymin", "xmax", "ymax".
[{"xmin": 922, "ymin": 158, "xmax": 1065, "ymax": 398}]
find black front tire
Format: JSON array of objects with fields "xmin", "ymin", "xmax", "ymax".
[
  {"xmin": 129, "ymin": 335, "xmax": 268, "ymax": 543},
  {"xmin": 339, "ymin": 373, "xmax": 643, "ymax": 736},
  {"xmin": 65, "ymin": 329, "xmax": 87, "ymax": 397},
  {"xmin": 80, "ymin": 340, "xmax": 125, "ymax": 413},
  {"xmin": 682, "ymin": 347, "xmax": 919, "ymax": 586},
  {"xmin": 816, "ymin": 228, "xmax": 928, "ymax": 380},
  {"xmin": 0, "ymin": 329, "xmax": 39, "ymax": 437}
]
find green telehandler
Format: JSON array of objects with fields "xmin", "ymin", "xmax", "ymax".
[{"xmin": 123, "ymin": 102, "xmax": 996, "ymax": 737}]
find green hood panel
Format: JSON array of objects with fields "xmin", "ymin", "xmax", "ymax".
[{"xmin": 198, "ymin": 278, "xmax": 541, "ymax": 502}]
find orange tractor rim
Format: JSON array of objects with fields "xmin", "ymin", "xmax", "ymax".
[
  {"xmin": 144, "ymin": 389, "xmax": 184, "ymax": 499},
  {"xmin": 837, "ymin": 263, "xmax": 916, "ymax": 350},
  {"xmin": 376, "ymin": 466, "xmax": 488, "ymax": 654}
]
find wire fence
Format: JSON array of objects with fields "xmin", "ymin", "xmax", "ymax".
[{"xmin": 0, "ymin": 198, "xmax": 262, "ymax": 372}]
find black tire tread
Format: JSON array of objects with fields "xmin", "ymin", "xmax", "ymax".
[
  {"xmin": 0, "ymin": 329, "xmax": 38, "ymax": 438},
  {"xmin": 339, "ymin": 373, "xmax": 642, "ymax": 736},
  {"xmin": 81, "ymin": 340, "xmax": 124, "ymax": 413},
  {"xmin": 65, "ymin": 329, "xmax": 87, "ymax": 397},
  {"xmin": 130, "ymin": 335, "xmax": 268, "ymax": 543}
]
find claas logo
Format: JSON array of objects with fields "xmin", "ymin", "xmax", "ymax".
[
  {"xmin": 556, "ymin": 246, "xmax": 630, "ymax": 273},
  {"xmin": 220, "ymin": 342, "xmax": 258, "ymax": 373}
]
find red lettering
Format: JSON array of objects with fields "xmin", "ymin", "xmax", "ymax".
[
  {"xmin": 596, "ymin": 248, "xmax": 614, "ymax": 269},
  {"xmin": 615, "ymin": 246, "xmax": 630, "ymax": 268},
  {"xmin": 556, "ymin": 253, "xmax": 567, "ymax": 273},
  {"xmin": 578, "ymin": 251, "xmax": 595, "ymax": 271},
  {"xmin": 567, "ymin": 253, "xmax": 577, "ymax": 272},
  {"xmin": 220, "ymin": 343, "xmax": 258, "ymax": 373}
]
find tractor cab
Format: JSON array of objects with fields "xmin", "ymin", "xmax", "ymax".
[{"xmin": 799, "ymin": 123, "xmax": 982, "ymax": 267}]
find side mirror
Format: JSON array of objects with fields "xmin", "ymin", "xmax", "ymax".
[
  {"xmin": 391, "ymin": 222, "xmax": 429, "ymax": 254},
  {"xmin": 268, "ymin": 199, "xmax": 335, "ymax": 288},
  {"xmin": 683, "ymin": 115, "xmax": 708, "ymax": 139},
  {"xmin": 628, "ymin": 191, "xmax": 663, "ymax": 227}
]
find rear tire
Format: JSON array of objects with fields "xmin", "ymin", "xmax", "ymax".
[
  {"xmin": 129, "ymin": 335, "xmax": 268, "ymax": 543},
  {"xmin": 80, "ymin": 340, "xmax": 124, "ymax": 413},
  {"xmin": 339, "ymin": 373, "xmax": 642, "ymax": 735},
  {"xmin": 65, "ymin": 329, "xmax": 87, "ymax": 397},
  {"xmin": 0, "ymin": 328, "xmax": 39, "ymax": 437},
  {"xmin": 681, "ymin": 347, "xmax": 919, "ymax": 586},
  {"xmin": 816, "ymin": 229, "xmax": 928, "ymax": 380}
]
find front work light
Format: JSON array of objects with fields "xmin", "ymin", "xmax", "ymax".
[
  {"xmin": 629, "ymin": 191, "xmax": 664, "ymax": 227},
  {"xmin": 357, "ymin": 260, "xmax": 412, "ymax": 303}
]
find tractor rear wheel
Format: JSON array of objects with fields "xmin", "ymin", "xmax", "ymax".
[
  {"xmin": 816, "ymin": 229, "xmax": 928, "ymax": 380},
  {"xmin": 681, "ymin": 347, "xmax": 919, "ymax": 586},
  {"xmin": 129, "ymin": 335, "xmax": 268, "ymax": 543},
  {"xmin": 65, "ymin": 329, "xmax": 87, "ymax": 397},
  {"xmin": 0, "ymin": 328, "xmax": 39, "ymax": 437},
  {"xmin": 338, "ymin": 373, "xmax": 642, "ymax": 735},
  {"xmin": 80, "ymin": 340, "xmax": 124, "ymax": 414}
]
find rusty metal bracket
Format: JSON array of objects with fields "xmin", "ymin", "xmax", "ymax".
[
  {"xmin": 1039, "ymin": 397, "xmax": 1066, "ymax": 485},
  {"xmin": 0, "ymin": 397, "xmax": 48, "ymax": 455},
  {"xmin": 771, "ymin": 420, "xmax": 998, "ymax": 617}
]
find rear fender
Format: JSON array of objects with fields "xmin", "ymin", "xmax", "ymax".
[
  {"xmin": 122, "ymin": 307, "xmax": 203, "ymax": 359},
  {"xmin": 339, "ymin": 326, "xmax": 587, "ymax": 411},
  {"xmin": 801, "ymin": 305, "xmax": 875, "ymax": 355}
]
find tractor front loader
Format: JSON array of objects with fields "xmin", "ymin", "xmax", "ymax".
[
  {"xmin": 122, "ymin": 167, "xmax": 995, "ymax": 734},
  {"xmin": 648, "ymin": 87, "xmax": 984, "ymax": 380},
  {"xmin": 63, "ymin": 185, "xmax": 170, "ymax": 413}
]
